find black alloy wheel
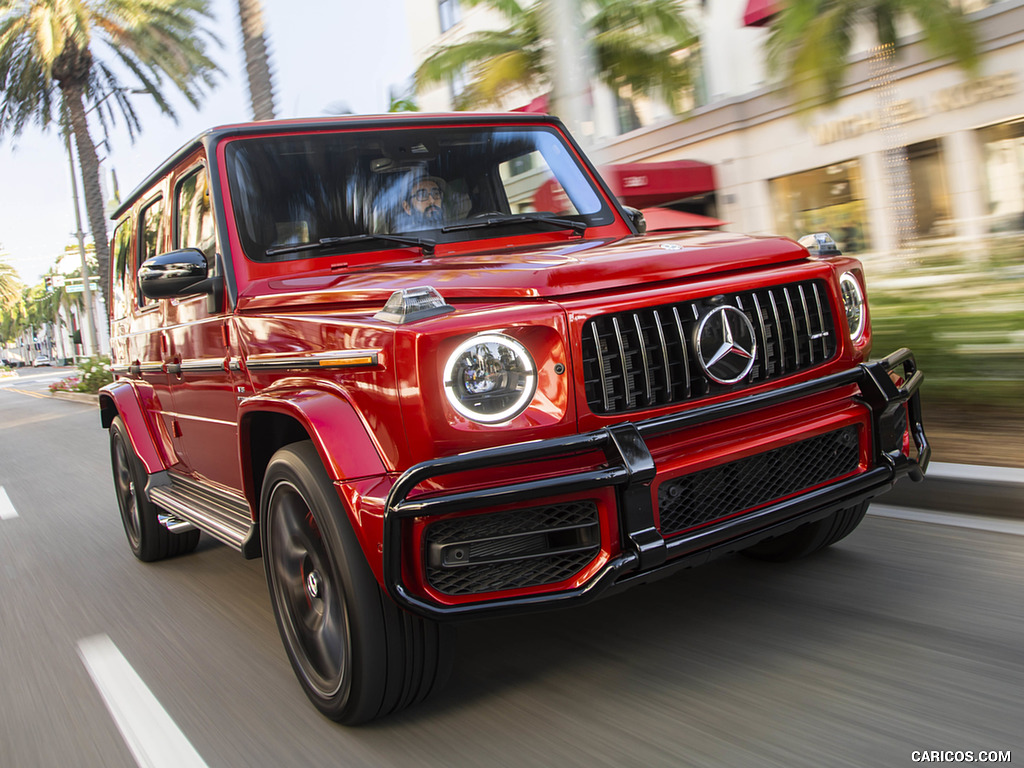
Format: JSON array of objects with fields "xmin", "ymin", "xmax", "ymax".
[
  {"xmin": 261, "ymin": 441, "xmax": 454, "ymax": 724},
  {"xmin": 111, "ymin": 420, "xmax": 142, "ymax": 551},
  {"xmin": 264, "ymin": 477, "xmax": 351, "ymax": 700},
  {"xmin": 108, "ymin": 416, "xmax": 200, "ymax": 561}
]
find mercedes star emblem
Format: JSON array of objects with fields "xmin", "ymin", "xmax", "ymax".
[{"xmin": 695, "ymin": 305, "xmax": 757, "ymax": 385}]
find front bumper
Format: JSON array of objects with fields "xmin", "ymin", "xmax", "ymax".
[{"xmin": 383, "ymin": 348, "xmax": 929, "ymax": 620}]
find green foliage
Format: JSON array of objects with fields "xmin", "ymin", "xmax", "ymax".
[
  {"xmin": 48, "ymin": 354, "xmax": 112, "ymax": 394},
  {"xmin": 0, "ymin": 0, "xmax": 221, "ymax": 324},
  {"xmin": 0, "ymin": 257, "xmax": 21, "ymax": 311},
  {"xmin": 0, "ymin": 0, "xmax": 221, "ymax": 141},
  {"xmin": 387, "ymin": 94, "xmax": 420, "ymax": 113},
  {"xmin": 766, "ymin": 0, "xmax": 979, "ymax": 113},
  {"xmin": 867, "ymin": 237, "xmax": 1024, "ymax": 416},
  {"xmin": 415, "ymin": 0, "xmax": 698, "ymax": 113}
]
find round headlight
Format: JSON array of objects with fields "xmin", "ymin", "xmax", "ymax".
[
  {"xmin": 443, "ymin": 334, "xmax": 537, "ymax": 423},
  {"xmin": 839, "ymin": 272, "xmax": 866, "ymax": 341}
]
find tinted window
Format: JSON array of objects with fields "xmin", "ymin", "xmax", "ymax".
[
  {"xmin": 177, "ymin": 167, "xmax": 216, "ymax": 259},
  {"xmin": 139, "ymin": 198, "xmax": 164, "ymax": 306},
  {"xmin": 111, "ymin": 219, "xmax": 133, "ymax": 319},
  {"xmin": 224, "ymin": 125, "xmax": 613, "ymax": 262}
]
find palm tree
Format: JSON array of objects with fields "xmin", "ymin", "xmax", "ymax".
[
  {"xmin": 0, "ymin": 257, "xmax": 20, "ymax": 312},
  {"xmin": 235, "ymin": 0, "xmax": 276, "ymax": 120},
  {"xmin": 0, "ymin": 296, "xmax": 26, "ymax": 360},
  {"xmin": 0, "ymin": 0, "xmax": 220, "ymax": 317},
  {"xmin": 765, "ymin": 0, "xmax": 978, "ymax": 114},
  {"xmin": 414, "ymin": 0, "xmax": 698, "ymax": 114},
  {"xmin": 9, "ymin": 285, "xmax": 44, "ymax": 362}
]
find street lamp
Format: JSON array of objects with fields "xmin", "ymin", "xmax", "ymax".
[{"xmin": 64, "ymin": 128, "xmax": 100, "ymax": 356}]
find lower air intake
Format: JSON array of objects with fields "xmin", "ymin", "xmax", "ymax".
[
  {"xmin": 424, "ymin": 501, "xmax": 600, "ymax": 596},
  {"xmin": 658, "ymin": 426, "xmax": 861, "ymax": 535}
]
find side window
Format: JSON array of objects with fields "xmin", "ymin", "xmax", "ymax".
[
  {"xmin": 139, "ymin": 197, "xmax": 164, "ymax": 307},
  {"xmin": 176, "ymin": 166, "xmax": 216, "ymax": 259},
  {"xmin": 111, "ymin": 218, "xmax": 133, "ymax": 319}
]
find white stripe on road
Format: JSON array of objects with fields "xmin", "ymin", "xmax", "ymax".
[
  {"xmin": 77, "ymin": 635, "xmax": 209, "ymax": 768},
  {"xmin": 0, "ymin": 487, "xmax": 17, "ymax": 519},
  {"xmin": 870, "ymin": 505, "xmax": 1024, "ymax": 537}
]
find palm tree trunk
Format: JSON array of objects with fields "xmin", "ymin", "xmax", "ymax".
[
  {"xmin": 63, "ymin": 85, "xmax": 111, "ymax": 329},
  {"xmin": 237, "ymin": 0, "xmax": 277, "ymax": 121}
]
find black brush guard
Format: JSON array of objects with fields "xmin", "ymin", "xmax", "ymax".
[{"xmin": 382, "ymin": 348, "xmax": 930, "ymax": 620}]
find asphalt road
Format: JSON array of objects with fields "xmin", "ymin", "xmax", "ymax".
[{"xmin": 1, "ymin": 371, "xmax": 1021, "ymax": 768}]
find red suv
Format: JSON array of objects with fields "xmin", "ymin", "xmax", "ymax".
[{"xmin": 101, "ymin": 113, "xmax": 929, "ymax": 724}]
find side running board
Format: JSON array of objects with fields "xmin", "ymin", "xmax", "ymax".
[{"xmin": 146, "ymin": 471, "xmax": 261, "ymax": 559}]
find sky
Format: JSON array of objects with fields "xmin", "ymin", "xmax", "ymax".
[{"xmin": 0, "ymin": 0, "xmax": 415, "ymax": 285}]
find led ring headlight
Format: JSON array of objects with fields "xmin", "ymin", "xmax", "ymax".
[
  {"xmin": 839, "ymin": 272, "xmax": 866, "ymax": 341},
  {"xmin": 443, "ymin": 333, "xmax": 537, "ymax": 424}
]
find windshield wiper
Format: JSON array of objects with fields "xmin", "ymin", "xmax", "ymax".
[
  {"xmin": 265, "ymin": 233, "xmax": 436, "ymax": 258},
  {"xmin": 441, "ymin": 213, "xmax": 587, "ymax": 236}
]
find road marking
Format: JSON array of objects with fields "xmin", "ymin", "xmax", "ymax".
[
  {"xmin": 0, "ymin": 487, "xmax": 17, "ymax": 519},
  {"xmin": 2, "ymin": 387, "xmax": 49, "ymax": 400},
  {"xmin": 870, "ymin": 505, "xmax": 1024, "ymax": 537},
  {"xmin": 76, "ymin": 634, "xmax": 209, "ymax": 768}
]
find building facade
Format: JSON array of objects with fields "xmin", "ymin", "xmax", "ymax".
[
  {"xmin": 598, "ymin": 0, "xmax": 1024, "ymax": 252},
  {"xmin": 406, "ymin": 0, "xmax": 1024, "ymax": 252}
]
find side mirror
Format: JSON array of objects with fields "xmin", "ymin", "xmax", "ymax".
[
  {"xmin": 139, "ymin": 248, "xmax": 216, "ymax": 299},
  {"xmin": 622, "ymin": 206, "xmax": 647, "ymax": 235}
]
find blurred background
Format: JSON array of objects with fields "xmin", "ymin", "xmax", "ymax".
[{"xmin": 2, "ymin": 0, "xmax": 1022, "ymax": 467}]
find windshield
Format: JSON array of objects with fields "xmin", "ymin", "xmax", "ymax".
[{"xmin": 224, "ymin": 125, "xmax": 613, "ymax": 261}]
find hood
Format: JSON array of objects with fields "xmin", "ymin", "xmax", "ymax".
[{"xmin": 235, "ymin": 231, "xmax": 809, "ymax": 311}]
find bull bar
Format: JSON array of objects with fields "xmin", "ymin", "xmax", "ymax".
[{"xmin": 382, "ymin": 348, "xmax": 930, "ymax": 620}]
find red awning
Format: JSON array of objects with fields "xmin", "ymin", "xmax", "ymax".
[
  {"xmin": 641, "ymin": 207, "xmax": 727, "ymax": 231},
  {"xmin": 511, "ymin": 94, "xmax": 550, "ymax": 114},
  {"xmin": 602, "ymin": 161, "xmax": 716, "ymax": 208},
  {"xmin": 743, "ymin": 0, "xmax": 779, "ymax": 27}
]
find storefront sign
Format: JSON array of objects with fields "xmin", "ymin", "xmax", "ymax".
[
  {"xmin": 809, "ymin": 71, "xmax": 1018, "ymax": 145},
  {"xmin": 622, "ymin": 175, "xmax": 650, "ymax": 188}
]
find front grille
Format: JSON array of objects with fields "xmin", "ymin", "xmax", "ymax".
[
  {"xmin": 424, "ymin": 501, "xmax": 600, "ymax": 596},
  {"xmin": 657, "ymin": 426, "xmax": 860, "ymax": 535},
  {"xmin": 581, "ymin": 280, "xmax": 837, "ymax": 414}
]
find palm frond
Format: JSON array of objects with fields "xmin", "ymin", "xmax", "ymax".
[{"xmin": 768, "ymin": 0, "xmax": 978, "ymax": 112}]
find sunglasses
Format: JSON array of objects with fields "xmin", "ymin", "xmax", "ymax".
[{"xmin": 411, "ymin": 188, "xmax": 443, "ymax": 202}]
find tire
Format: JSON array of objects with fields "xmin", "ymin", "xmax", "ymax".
[
  {"xmin": 260, "ymin": 441, "xmax": 454, "ymax": 724},
  {"xmin": 109, "ymin": 416, "xmax": 201, "ymax": 561},
  {"xmin": 741, "ymin": 501, "xmax": 869, "ymax": 562}
]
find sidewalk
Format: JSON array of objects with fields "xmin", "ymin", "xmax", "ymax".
[{"xmin": 882, "ymin": 461, "xmax": 1024, "ymax": 520}]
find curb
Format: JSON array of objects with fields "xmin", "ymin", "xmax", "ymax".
[
  {"xmin": 50, "ymin": 391, "xmax": 100, "ymax": 406},
  {"xmin": 881, "ymin": 461, "xmax": 1024, "ymax": 520}
]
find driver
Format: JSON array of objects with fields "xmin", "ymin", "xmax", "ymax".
[{"xmin": 397, "ymin": 175, "xmax": 447, "ymax": 229}]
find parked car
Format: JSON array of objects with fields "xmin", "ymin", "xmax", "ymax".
[
  {"xmin": 32, "ymin": 355, "xmax": 51, "ymax": 367},
  {"xmin": 100, "ymin": 113, "xmax": 929, "ymax": 724}
]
